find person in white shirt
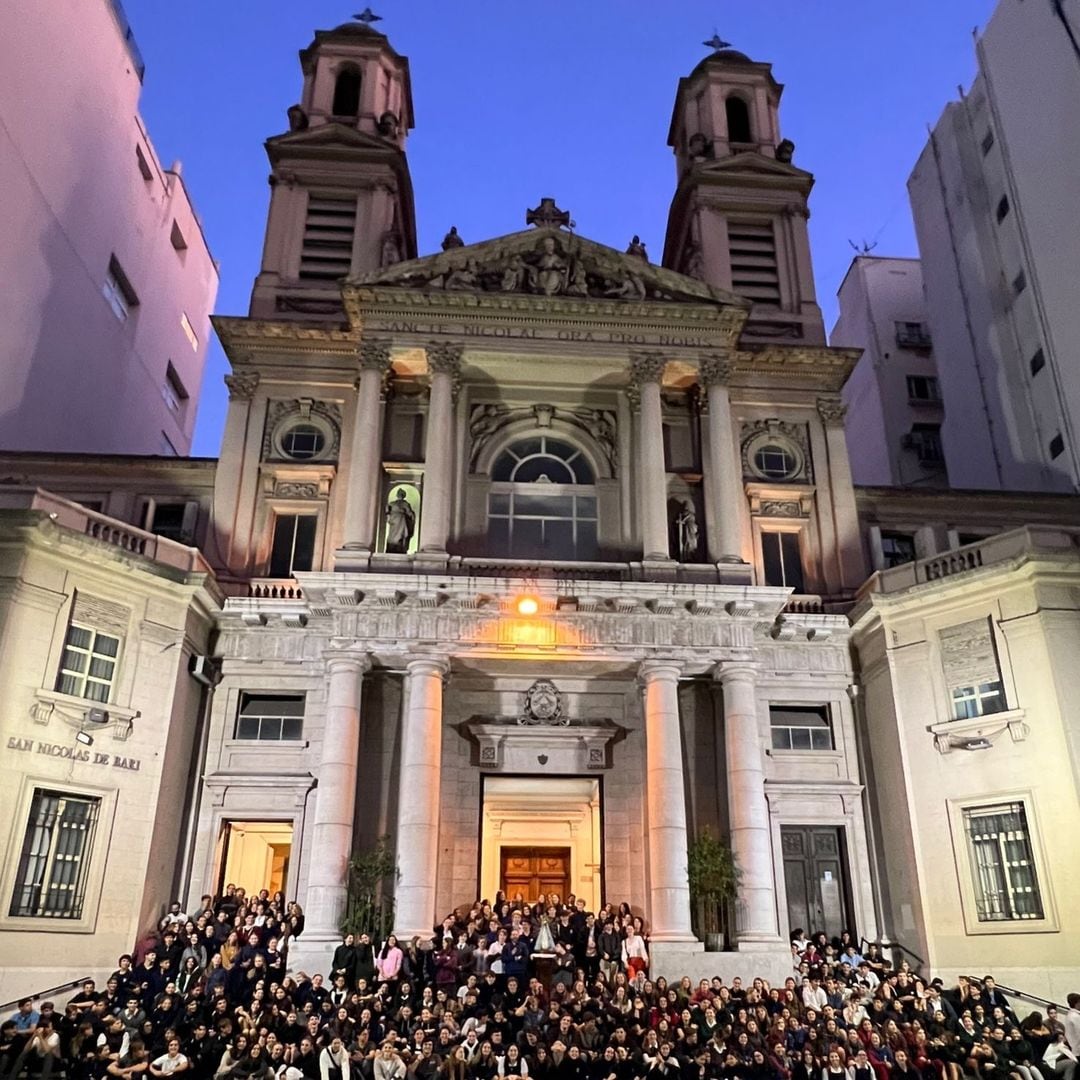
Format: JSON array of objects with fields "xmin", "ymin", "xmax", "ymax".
[
  {"xmin": 150, "ymin": 1039, "xmax": 190, "ymax": 1077},
  {"xmin": 803, "ymin": 977, "xmax": 828, "ymax": 1011},
  {"xmin": 319, "ymin": 1037, "xmax": 351, "ymax": 1080},
  {"xmin": 1065, "ymin": 995, "xmax": 1080, "ymax": 1055},
  {"xmin": 1044, "ymin": 1032, "xmax": 1077, "ymax": 1080}
]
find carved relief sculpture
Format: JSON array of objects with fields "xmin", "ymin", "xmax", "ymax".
[{"xmin": 519, "ymin": 679, "xmax": 568, "ymax": 726}]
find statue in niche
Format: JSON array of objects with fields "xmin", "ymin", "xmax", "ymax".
[
  {"xmin": 676, "ymin": 500, "xmax": 700, "ymax": 563},
  {"xmin": 534, "ymin": 236, "xmax": 568, "ymax": 296},
  {"xmin": 384, "ymin": 488, "xmax": 416, "ymax": 553}
]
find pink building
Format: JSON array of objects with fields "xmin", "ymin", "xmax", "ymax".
[{"xmin": 0, "ymin": 0, "xmax": 218, "ymax": 455}]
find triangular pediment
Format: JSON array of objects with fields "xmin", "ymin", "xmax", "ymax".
[
  {"xmin": 267, "ymin": 123, "xmax": 398, "ymax": 157},
  {"xmin": 346, "ymin": 227, "xmax": 749, "ymax": 307},
  {"xmin": 693, "ymin": 151, "xmax": 812, "ymax": 183}
]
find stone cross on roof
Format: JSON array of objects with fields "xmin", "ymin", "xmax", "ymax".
[
  {"xmin": 526, "ymin": 197, "xmax": 572, "ymax": 230},
  {"xmin": 353, "ymin": 7, "xmax": 383, "ymax": 26},
  {"xmin": 703, "ymin": 33, "xmax": 733, "ymax": 51}
]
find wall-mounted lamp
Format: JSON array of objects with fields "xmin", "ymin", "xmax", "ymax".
[{"xmin": 75, "ymin": 730, "xmax": 94, "ymax": 747}]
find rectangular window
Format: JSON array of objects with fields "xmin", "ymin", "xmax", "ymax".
[
  {"xmin": 56, "ymin": 625, "xmax": 121, "ymax": 703},
  {"xmin": 10, "ymin": 790, "xmax": 101, "ymax": 920},
  {"xmin": 1049, "ymin": 433, "xmax": 1065, "ymax": 459},
  {"xmin": 769, "ymin": 705, "xmax": 833, "ymax": 751},
  {"xmin": 102, "ymin": 256, "xmax": 138, "ymax": 322},
  {"xmin": 180, "ymin": 312, "xmax": 199, "ymax": 352},
  {"xmin": 269, "ymin": 514, "xmax": 317, "ymax": 577},
  {"xmin": 880, "ymin": 531, "xmax": 916, "ymax": 568},
  {"xmin": 981, "ymin": 129, "xmax": 995, "ymax": 155},
  {"xmin": 142, "ymin": 501, "xmax": 196, "ymax": 543},
  {"xmin": 995, "ymin": 195, "xmax": 1010, "ymax": 223},
  {"xmin": 299, "ymin": 195, "xmax": 358, "ymax": 281},
  {"xmin": 1030, "ymin": 348, "xmax": 1045, "ymax": 376},
  {"xmin": 761, "ymin": 530, "xmax": 805, "ymax": 591},
  {"xmin": 895, "ymin": 321, "xmax": 931, "ymax": 349},
  {"xmin": 234, "ymin": 692, "xmax": 305, "ymax": 741},
  {"xmin": 136, "ymin": 144, "xmax": 153, "ymax": 181},
  {"xmin": 170, "ymin": 220, "xmax": 188, "ymax": 252},
  {"xmin": 727, "ymin": 221, "xmax": 780, "ymax": 304},
  {"xmin": 162, "ymin": 361, "xmax": 188, "ymax": 415},
  {"xmin": 939, "ymin": 617, "xmax": 1006, "ymax": 719},
  {"xmin": 908, "ymin": 423, "xmax": 944, "ymax": 465},
  {"xmin": 1012, "ymin": 270, "xmax": 1027, "ymax": 296},
  {"xmin": 906, "ymin": 375, "xmax": 940, "ymax": 402},
  {"xmin": 159, "ymin": 432, "xmax": 178, "ymax": 456},
  {"xmin": 963, "ymin": 802, "xmax": 1043, "ymax": 922}
]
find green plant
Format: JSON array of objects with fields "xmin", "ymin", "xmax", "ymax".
[
  {"xmin": 687, "ymin": 828, "xmax": 740, "ymax": 939},
  {"xmin": 341, "ymin": 835, "xmax": 397, "ymax": 939}
]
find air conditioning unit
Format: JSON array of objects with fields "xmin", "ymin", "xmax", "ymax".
[{"xmin": 189, "ymin": 654, "xmax": 222, "ymax": 687}]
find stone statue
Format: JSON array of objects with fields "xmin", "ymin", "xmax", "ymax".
[
  {"xmin": 534, "ymin": 236, "xmax": 568, "ymax": 295},
  {"xmin": 377, "ymin": 110, "xmax": 400, "ymax": 138},
  {"xmin": 776, "ymin": 138, "xmax": 795, "ymax": 163},
  {"xmin": 444, "ymin": 259, "xmax": 479, "ymax": 290},
  {"xmin": 565, "ymin": 258, "xmax": 589, "ymax": 296},
  {"xmin": 441, "ymin": 226, "xmax": 464, "ymax": 250},
  {"xmin": 687, "ymin": 132, "xmax": 713, "ymax": 160},
  {"xmin": 626, "ymin": 235, "xmax": 648, "ymax": 260},
  {"xmin": 683, "ymin": 242, "xmax": 705, "ymax": 280},
  {"xmin": 603, "ymin": 271, "xmax": 646, "ymax": 300},
  {"xmin": 676, "ymin": 500, "xmax": 700, "ymax": 563},
  {"xmin": 380, "ymin": 233, "xmax": 402, "ymax": 268},
  {"xmin": 384, "ymin": 488, "xmax": 416, "ymax": 553},
  {"xmin": 500, "ymin": 254, "xmax": 530, "ymax": 293},
  {"xmin": 287, "ymin": 104, "xmax": 309, "ymax": 132},
  {"xmin": 573, "ymin": 408, "xmax": 617, "ymax": 468},
  {"xmin": 469, "ymin": 403, "xmax": 507, "ymax": 445}
]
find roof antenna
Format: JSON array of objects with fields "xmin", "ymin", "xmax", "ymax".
[{"xmin": 848, "ymin": 238, "xmax": 878, "ymax": 255}]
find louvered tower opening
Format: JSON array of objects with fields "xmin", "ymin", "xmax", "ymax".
[
  {"xmin": 728, "ymin": 221, "xmax": 781, "ymax": 304},
  {"xmin": 299, "ymin": 196, "xmax": 357, "ymax": 281}
]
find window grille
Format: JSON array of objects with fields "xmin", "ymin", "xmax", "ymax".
[{"xmin": 963, "ymin": 802, "xmax": 1043, "ymax": 922}]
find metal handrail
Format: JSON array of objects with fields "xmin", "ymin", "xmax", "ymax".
[
  {"xmin": 959, "ymin": 976, "xmax": 1066, "ymax": 1012},
  {"xmin": 0, "ymin": 978, "xmax": 89, "ymax": 1013},
  {"xmin": 860, "ymin": 936, "xmax": 928, "ymax": 973}
]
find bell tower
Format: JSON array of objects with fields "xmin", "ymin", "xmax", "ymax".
[
  {"xmin": 662, "ymin": 43, "xmax": 825, "ymax": 344},
  {"xmin": 250, "ymin": 11, "xmax": 417, "ymax": 320}
]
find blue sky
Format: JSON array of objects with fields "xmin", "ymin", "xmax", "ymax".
[{"xmin": 131, "ymin": 0, "xmax": 995, "ymax": 457}]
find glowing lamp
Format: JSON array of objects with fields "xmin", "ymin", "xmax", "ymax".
[{"xmin": 516, "ymin": 596, "xmax": 540, "ymax": 616}]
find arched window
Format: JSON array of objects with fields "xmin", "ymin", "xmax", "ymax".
[
  {"xmin": 487, "ymin": 436, "xmax": 597, "ymax": 560},
  {"xmin": 332, "ymin": 69, "xmax": 362, "ymax": 117},
  {"xmin": 725, "ymin": 96, "xmax": 753, "ymax": 144}
]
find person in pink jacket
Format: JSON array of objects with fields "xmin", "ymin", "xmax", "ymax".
[{"xmin": 375, "ymin": 934, "xmax": 403, "ymax": 986}]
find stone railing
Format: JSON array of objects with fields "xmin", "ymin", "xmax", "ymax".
[
  {"xmin": 784, "ymin": 594, "xmax": 824, "ymax": 614},
  {"xmin": 864, "ymin": 526, "xmax": 1080, "ymax": 596},
  {"xmin": 248, "ymin": 579, "xmax": 304, "ymax": 600},
  {"xmin": 2, "ymin": 488, "xmax": 212, "ymax": 575}
]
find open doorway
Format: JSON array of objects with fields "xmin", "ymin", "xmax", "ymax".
[{"xmin": 216, "ymin": 820, "xmax": 293, "ymax": 898}]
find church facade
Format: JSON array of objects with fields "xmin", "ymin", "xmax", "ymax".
[{"xmin": 0, "ymin": 17, "xmax": 1078, "ymax": 1003}]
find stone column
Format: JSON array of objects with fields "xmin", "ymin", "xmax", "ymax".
[
  {"xmin": 818, "ymin": 396, "xmax": 866, "ymax": 590},
  {"xmin": 341, "ymin": 341, "xmax": 392, "ymax": 551},
  {"xmin": 715, "ymin": 662, "xmax": 779, "ymax": 942},
  {"xmin": 297, "ymin": 650, "xmax": 370, "ymax": 966},
  {"xmin": 700, "ymin": 355, "xmax": 747, "ymax": 563},
  {"xmin": 418, "ymin": 343, "xmax": 462, "ymax": 554},
  {"xmin": 393, "ymin": 656, "xmax": 449, "ymax": 939},
  {"xmin": 640, "ymin": 660, "xmax": 695, "ymax": 941},
  {"xmin": 629, "ymin": 354, "xmax": 671, "ymax": 561},
  {"xmin": 215, "ymin": 373, "xmax": 261, "ymax": 572}
]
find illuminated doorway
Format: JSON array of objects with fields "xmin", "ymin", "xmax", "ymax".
[{"xmin": 216, "ymin": 820, "xmax": 293, "ymax": 897}]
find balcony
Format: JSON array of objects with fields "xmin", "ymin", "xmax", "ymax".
[
  {"xmin": 0, "ymin": 488, "xmax": 211, "ymax": 575},
  {"xmin": 860, "ymin": 526, "xmax": 1080, "ymax": 596},
  {"xmin": 895, "ymin": 324, "xmax": 932, "ymax": 350}
]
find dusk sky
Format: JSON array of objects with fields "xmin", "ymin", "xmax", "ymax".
[{"xmin": 130, "ymin": 1, "xmax": 996, "ymax": 457}]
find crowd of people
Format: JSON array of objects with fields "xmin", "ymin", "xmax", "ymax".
[{"xmin": 3, "ymin": 888, "xmax": 1079, "ymax": 1080}]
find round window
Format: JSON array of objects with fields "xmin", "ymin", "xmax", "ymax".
[
  {"xmin": 281, "ymin": 423, "xmax": 326, "ymax": 461},
  {"xmin": 753, "ymin": 443, "xmax": 798, "ymax": 480}
]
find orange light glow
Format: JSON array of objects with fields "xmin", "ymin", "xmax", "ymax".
[{"xmin": 516, "ymin": 596, "xmax": 540, "ymax": 616}]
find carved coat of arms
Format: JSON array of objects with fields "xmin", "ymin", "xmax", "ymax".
[{"xmin": 519, "ymin": 679, "xmax": 568, "ymax": 726}]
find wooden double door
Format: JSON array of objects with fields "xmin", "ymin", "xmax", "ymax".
[
  {"xmin": 781, "ymin": 826, "xmax": 853, "ymax": 940},
  {"xmin": 500, "ymin": 847, "xmax": 571, "ymax": 902}
]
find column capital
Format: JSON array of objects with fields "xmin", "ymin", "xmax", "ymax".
[
  {"xmin": 712, "ymin": 660, "xmax": 759, "ymax": 685},
  {"xmin": 224, "ymin": 371, "xmax": 260, "ymax": 401},
  {"xmin": 628, "ymin": 351, "xmax": 667, "ymax": 387},
  {"xmin": 406, "ymin": 655, "xmax": 451, "ymax": 678},
  {"xmin": 426, "ymin": 341, "xmax": 464, "ymax": 376},
  {"xmin": 638, "ymin": 658, "xmax": 683, "ymax": 684},
  {"xmin": 358, "ymin": 339, "xmax": 393, "ymax": 372},
  {"xmin": 324, "ymin": 649, "xmax": 372, "ymax": 676},
  {"xmin": 816, "ymin": 395, "xmax": 847, "ymax": 426},
  {"xmin": 698, "ymin": 353, "xmax": 734, "ymax": 388}
]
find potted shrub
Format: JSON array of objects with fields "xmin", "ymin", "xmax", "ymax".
[{"xmin": 687, "ymin": 828, "xmax": 739, "ymax": 952}]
